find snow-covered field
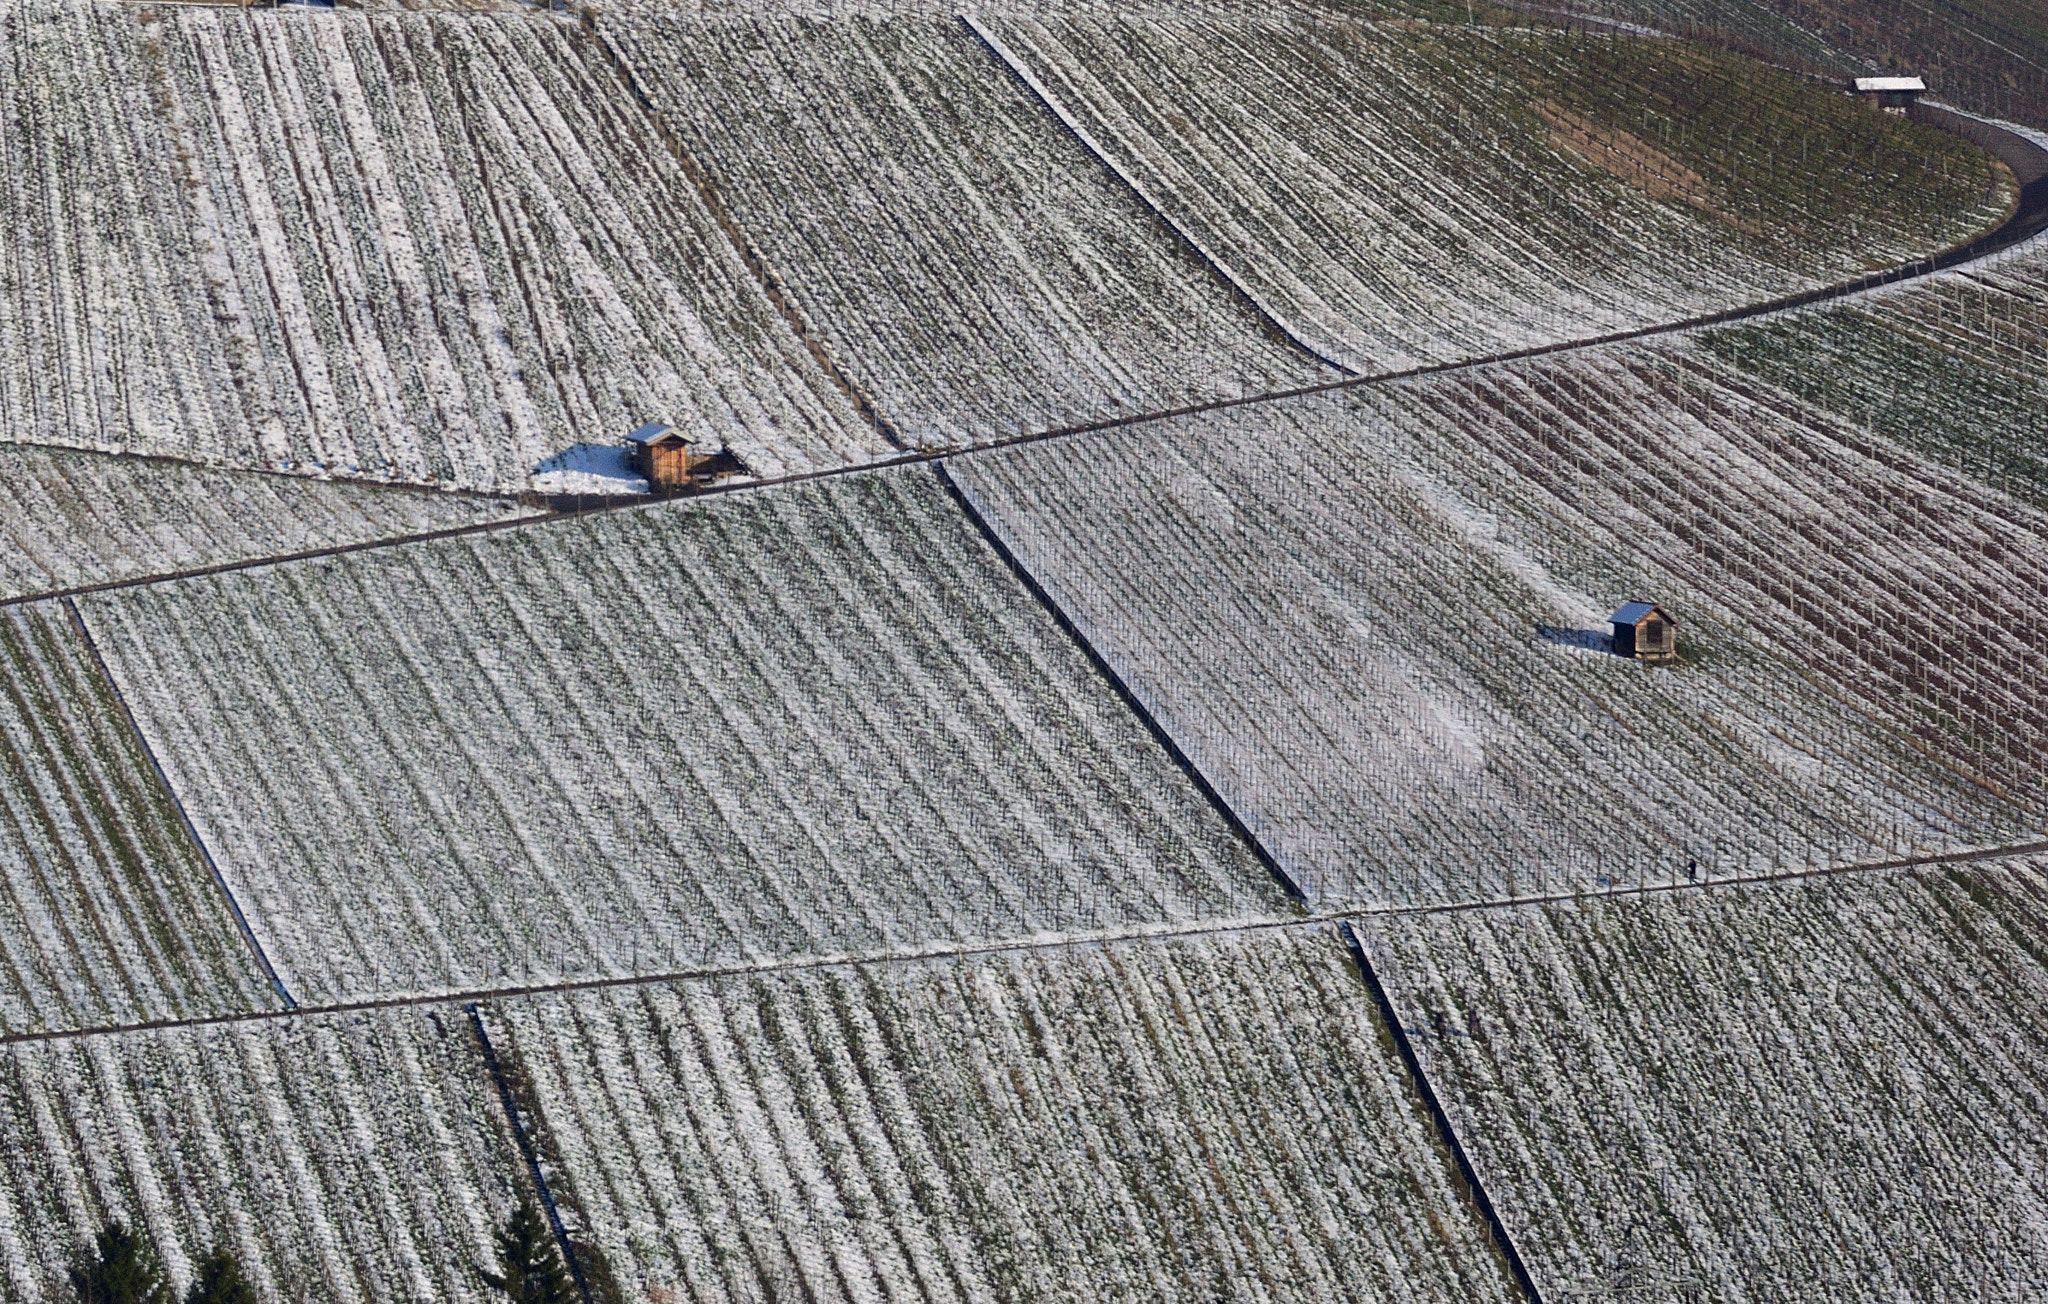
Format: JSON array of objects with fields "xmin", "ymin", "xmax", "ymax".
[
  {"xmin": 979, "ymin": 13, "xmax": 2006, "ymax": 372},
  {"xmin": 0, "ymin": 445, "xmax": 532, "ymax": 601},
  {"xmin": 0, "ymin": 604, "xmax": 274, "ymax": 1036},
  {"xmin": 1384, "ymin": 336, "xmax": 2048, "ymax": 816},
  {"xmin": 480, "ymin": 927, "xmax": 1522, "ymax": 1303},
  {"xmin": 0, "ymin": 1007, "xmax": 519, "ymax": 1303},
  {"xmin": 947, "ymin": 358, "xmax": 2043, "ymax": 908},
  {"xmin": 0, "ymin": 2, "xmax": 883, "ymax": 492},
  {"xmin": 2, "ymin": 2, "xmax": 2042, "ymax": 1290},
  {"xmin": 1354, "ymin": 856, "xmax": 2048, "ymax": 1301},
  {"xmin": 600, "ymin": 14, "xmax": 1335, "ymax": 444},
  {"xmin": 592, "ymin": 0, "xmax": 1345, "ymax": 15},
  {"xmin": 1699, "ymin": 237, "xmax": 2048, "ymax": 505},
  {"xmin": 77, "ymin": 467, "xmax": 1290, "ymax": 1004}
]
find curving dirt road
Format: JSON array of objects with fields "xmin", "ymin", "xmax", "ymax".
[{"xmin": 7, "ymin": 104, "xmax": 2044, "ymax": 605}]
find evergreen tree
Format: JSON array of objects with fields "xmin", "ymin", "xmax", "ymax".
[
  {"xmin": 68, "ymin": 1223, "xmax": 171, "ymax": 1304},
  {"xmin": 182, "ymin": 1248, "xmax": 256, "ymax": 1304},
  {"xmin": 479, "ymin": 1200, "xmax": 577, "ymax": 1304}
]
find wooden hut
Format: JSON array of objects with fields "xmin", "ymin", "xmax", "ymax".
[
  {"xmin": 626, "ymin": 423, "xmax": 742, "ymax": 491},
  {"xmin": 1609, "ymin": 601, "xmax": 1678, "ymax": 664},
  {"xmin": 1854, "ymin": 76, "xmax": 1926, "ymax": 116}
]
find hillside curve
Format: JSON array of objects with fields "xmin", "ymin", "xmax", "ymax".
[{"xmin": 4, "ymin": 88, "xmax": 2045, "ymax": 598}]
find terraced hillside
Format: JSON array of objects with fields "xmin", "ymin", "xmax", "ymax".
[
  {"xmin": 981, "ymin": 13, "xmax": 2007, "ymax": 372},
  {"xmin": 2, "ymin": 1, "xmax": 2017, "ymax": 477},
  {"xmin": 600, "ymin": 14, "xmax": 1333, "ymax": 444},
  {"xmin": 0, "ymin": 4, "xmax": 2041, "ymax": 1301},
  {"xmin": 0, "ymin": 1008, "xmax": 519, "ymax": 1303},
  {"xmin": 478, "ymin": 929, "xmax": 1523, "ymax": 1303},
  {"xmin": 1698, "ymin": 235, "xmax": 2048, "ymax": 505},
  {"xmin": 0, "ymin": 604, "xmax": 275, "ymax": 1036},
  {"xmin": 947, "ymin": 357, "xmax": 2043, "ymax": 908},
  {"xmin": 0, "ymin": 446, "xmax": 534, "ymax": 601},
  {"xmin": 1386, "ymin": 336, "xmax": 2048, "ymax": 818},
  {"xmin": 0, "ymin": 2, "xmax": 882, "ymax": 491},
  {"xmin": 77, "ymin": 468, "xmax": 1292, "ymax": 1004},
  {"xmin": 1354, "ymin": 857, "xmax": 2048, "ymax": 1301}
]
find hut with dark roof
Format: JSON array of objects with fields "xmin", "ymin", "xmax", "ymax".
[
  {"xmin": 626, "ymin": 423, "xmax": 743, "ymax": 491},
  {"xmin": 1609, "ymin": 601, "xmax": 1678, "ymax": 664}
]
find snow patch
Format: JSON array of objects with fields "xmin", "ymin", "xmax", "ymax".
[{"xmin": 530, "ymin": 444, "xmax": 650, "ymax": 496}]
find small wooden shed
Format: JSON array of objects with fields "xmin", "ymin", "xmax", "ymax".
[
  {"xmin": 1854, "ymin": 76, "xmax": 1926, "ymax": 115},
  {"xmin": 626, "ymin": 423, "xmax": 741, "ymax": 491},
  {"xmin": 1609, "ymin": 601, "xmax": 1678, "ymax": 664}
]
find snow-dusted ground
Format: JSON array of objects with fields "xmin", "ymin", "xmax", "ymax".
[
  {"xmin": 601, "ymin": 14, "xmax": 1335, "ymax": 445},
  {"xmin": 527, "ymin": 444, "xmax": 649, "ymax": 498},
  {"xmin": 1387, "ymin": 337, "xmax": 2048, "ymax": 816},
  {"xmin": 0, "ymin": 444, "xmax": 533, "ymax": 600},
  {"xmin": 591, "ymin": 0, "xmax": 1337, "ymax": 16},
  {"xmin": 0, "ymin": 604, "xmax": 275, "ymax": 1036},
  {"xmin": 0, "ymin": 2, "xmax": 885, "ymax": 492},
  {"xmin": 979, "ymin": 12, "xmax": 2008, "ymax": 373},
  {"xmin": 0, "ymin": 1007, "xmax": 518, "ymax": 1303},
  {"xmin": 947, "ymin": 365, "xmax": 2042, "ymax": 909},
  {"xmin": 1355, "ymin": 856, "xmax": 2048, "ymax": 1301},
  {"xmin": 0, "ymin": 4, "xmax": 2041, "ymax": 1290},
  {"xmin": 481, "ymin": 927, "xmax": 1522, "ymax": 1303},
  {"xmin": 77, "ymin": 467, "xmax": 1291, "ymax": 1004},
  {"xmin": 1698, "ymin": 235, "xmax": 2048, "ymax": 506}
]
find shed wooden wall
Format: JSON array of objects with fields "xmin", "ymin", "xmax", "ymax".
[{"xmin": 640, "ymin": 443, "xmax": 699, "ymax": 487}]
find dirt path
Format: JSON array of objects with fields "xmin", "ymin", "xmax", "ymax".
[
  {"xmin": 7, "ymin": 834, "xmax": 2041, "ymax": 1052},
  {"xmin": 9, "ymin": 106, "xmax": 2043, "ymax": 612}
]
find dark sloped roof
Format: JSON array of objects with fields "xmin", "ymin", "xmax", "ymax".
[{"xmin": 1609, "ymin": 601, "xmax": 1673, "ymax": 626}]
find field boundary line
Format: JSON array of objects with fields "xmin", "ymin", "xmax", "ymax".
[
  {"xmin": 59, "ymin": 597, "xmax": 297, "ymax": 1010},
  {"xmin": 958, "ymin": 13, "xmax": 1355, "ymax": 375},
  {"xmin": 6, "ymin": 841, "xmax": 2042, "ymax": 1053},
  {"xmin": 1, "ymin": 509, "xmax": 571, "ymax": 610},
  {"xmin": 465, "ymin": 1003, "xmax": 597, "ymax": 1304},
  {"xmin": 0, "ymin": 914, "xmax": 1320, "ymax": 1048},
  {"xmin": 936, "ymin": 463, "xmax": 1308, "ymax": 903},
  {"xmin": 7, "ymin": 107, "xmax": 2043, "ymax": 613},
  {"xmin": 1384, "ymin": 835, "xmax": 2048, "ymax": 918},
  {"xmin": 0, "ymin": 438, "xmax": 536, "ymax": 504},
  {"xmin": 1338, "ymin": 921, "xmax": 1545, "ymax": 1303}
]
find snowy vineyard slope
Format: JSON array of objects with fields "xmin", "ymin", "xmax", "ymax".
[
  {"xmin": 980, "ymin": 15, "xmax": 2008, "ymax": 373},
  {"xmin": 947, "ymin": 382, "xmax": 2038, "ymax": 909},
  {"xmin": 1698, "ymin": 236, "xmax": 2048, "ymax": 506},
  {"xmin": 0, "ymin": 2, "xmax": 882, "ymax": 492},
  {"xmin": 479, "ymin": 928, "xmax": 1523, "ymax": 1303},
  {"xmin": 78, "ymin": 467, "xmax": 1290, "ymax": 1004},
  {"xmin": 0, "ymin": 605, "xmax": 273, "ymax": 1036},
  {"xmin": 1546, "ymin": 0, "xmax": 2048, "ymax": 128},
  {"xmin": 1383, "ymin": 336, "xmax": 2048, "ymax": 816},
  {"xmin": 0, "ymin": 1008, "xmax": 521, "ymax": 1303},
  {"xmin": 0, "ymin": 445, "xmax": 534, "ymax": 601},
  {"xmin": 598, "ymin": 15, "xmax": 1334, "ymax": 445},
  {"xmin": 1505, "ymin": 0, "xmax": 1851, "ymax": 72},
  {"xmin": 586, "ymin": 0, "xmax": 1406, "ymax": 17},
  {"xmin": 1353, "ymin": 857, "xmax": 2048, "ymax": 1301}
]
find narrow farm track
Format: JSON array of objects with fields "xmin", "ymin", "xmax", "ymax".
[
  {"xmin": 5, "ymin": 107, "xmax": 2044, "ymax": 614},
  {"xmin": 6, "ymin": 43, "xmax": 2042, "ymax": 1304},
  {"xmin": 5, "ymin": 834, "xmax": 2040, "ymax": 1054}
]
